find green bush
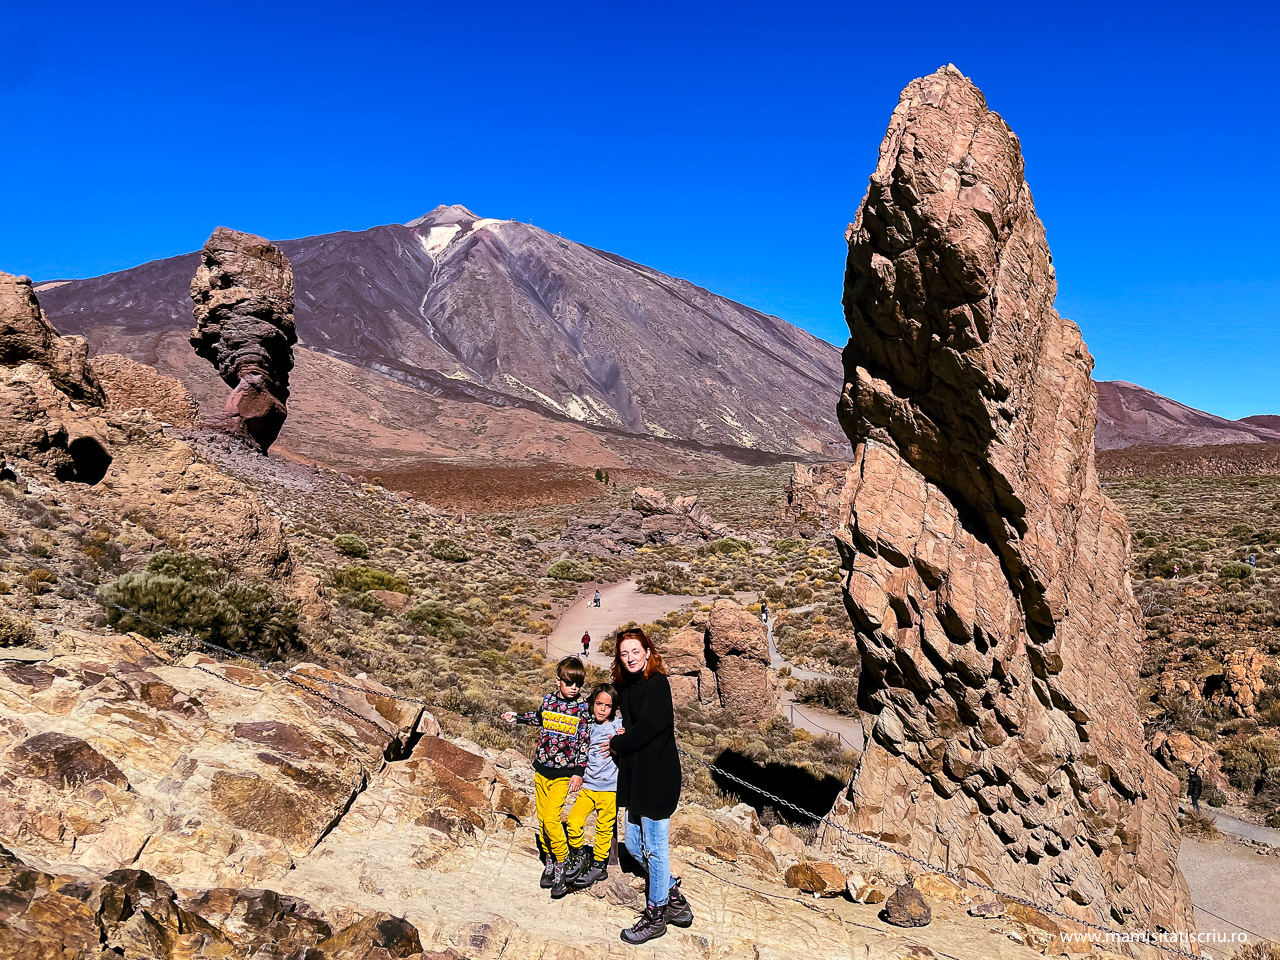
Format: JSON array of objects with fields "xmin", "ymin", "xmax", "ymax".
[
  {"xmin": 0, "ymin": 613, "xmax": 36, "ymax": 647},
  {"xmin": 1220, "ymin": 735, "xmax": 1280, "ymax": 792},
  {"xmin": 428, "ymin": 538, "xmax": 469, "ymax": 563},
  {"xmin": 772, "ymin": 538, "xmax": 803, "ymax": 552},
  {"xmin": 403, "ymin": 601, "xmax": 478, "ymax": 642},
  {"xmin": 711, "ymin": 537, "xmax": 751, "ymax": 555},
  {"xmin": 332, "ymin": 534, "xmax": 369, "ymax": 558},
  {"xmin": 1218, "ymin": 562, "xmax": 1254, "ymax": 581},
  {"xmin": 98, "ymin": 552, "xmax": 301, "ymax": 660},
  {"xmin": 547, "ymin": 559, "xmax": 592, "ymax": 581},
  {"xmin": 333, "ymin": 565, "xmax": 408, "ymax": 594}
]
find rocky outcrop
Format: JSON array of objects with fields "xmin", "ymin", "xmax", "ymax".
[
  {"xmin": 1149, "ymin": 731, "xmax": 1228, "ymax": 791},
  {"xmin": 1213, "ymin": 647, "xmax": 1269, "ymax": 718},
  {"xmin": 824, "ymin": 65, "xmax": 1193, "ymax": 939},
  {"xmin": 663, "ymin": 599, "xmax": 778, "ymax": 721},
  {"xmin": 785, "ymin": 462, "xmax": 851, "ymax": 529},
  {"xmin": 189, "ymin": 227, "xmax": 297, "ymax": 453},
  {"xmin": 89, "ymin": 352, "xmax": 200, "ymax": 426},
  {"xmin": 545, "ymin": 486, "xmax": 731, "ymax": 557},
  {"xmin": 0, "ymin": 271, "xmax": 108, "ymax": 482}
]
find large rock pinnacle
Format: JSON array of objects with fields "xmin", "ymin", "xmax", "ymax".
[
  {"xmin": 825, "ymin": 66, "xmax": 1194, "ymax": 939},
  {"xmin": 189, "ymin": 227, "xmax": 296, "ymax": 453}
]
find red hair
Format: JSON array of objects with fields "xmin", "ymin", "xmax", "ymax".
[{"xmin": 612, "ymin": 627, "xmax": 668, "ymax": 685}]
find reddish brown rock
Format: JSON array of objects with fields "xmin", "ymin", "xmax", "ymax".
[
  {"xmin": 189, "ymin": 227, "xmax": 297, "ymax": 453},
  {"xmin": 706, "ymin": 599, "xmax": 778, "ymax": 721},
  {"xmin": 0, "ymin": 270, "xmax": 102, "ymax": 403},
  {"xmin": 823, "ymin": 65, "xmax": 1193, "ymax": 939},
  {"xmin": 784, "ymin": 861, "xmax": 846, "ymax": 896}
]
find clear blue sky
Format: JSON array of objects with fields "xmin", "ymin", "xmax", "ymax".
[{"xmin": 2, "ymin": 1, "xmax": 1276, "ymax": 419}]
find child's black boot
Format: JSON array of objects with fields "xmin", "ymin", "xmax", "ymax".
[
  {"xmin": 571, "ymin": 857, "xmax": 607, "ymax": 890},
  {"xmin": 664, "ymin": 876, "xmax": 693, "ymax": 927},
  {"xmin": 564, "ymin": 844, "xmax": 588, "ymax": 883},
  {"xmin": 550, "ymin": 861, "xmax": 572, "ymax": 899}
]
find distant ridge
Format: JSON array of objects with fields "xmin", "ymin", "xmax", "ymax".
[{"xmin": 1094, "ymin": 380, "xmax": 1280, "ymax": 450}]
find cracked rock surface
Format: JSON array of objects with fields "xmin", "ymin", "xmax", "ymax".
[{"xmin": 823, "ymin": 64, "xmax": 1193, "ymax": 940}]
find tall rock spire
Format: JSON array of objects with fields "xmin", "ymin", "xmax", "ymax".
[
  {"xmin": 825, "ymin": 65, "xmax": 1194, "ymax": 939},
  {"xmin": 189, "ymin": 227, "xmax": 296, "ymax": 453}
]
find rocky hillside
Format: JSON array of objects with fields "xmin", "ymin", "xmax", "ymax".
[
  {"xmin": 36, "ymin": 206, "xmax": 847, "ymax": 465},
  {"xmin": 1096, "ymin": 381, "xmax": 1280, "ymax": 450}
]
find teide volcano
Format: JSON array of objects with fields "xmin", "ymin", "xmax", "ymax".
[{"xmin": 37, "ymin": 205, "xmax": 847, "ymax": 468}]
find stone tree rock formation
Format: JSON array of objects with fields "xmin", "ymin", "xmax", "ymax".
[
  {"xmin": 190, "ymin": 227, "xmax": 297, "ymax": 453},
  {"xmin": 823, "ymin": 66, "xmax": 1194, "ymax": 939}
]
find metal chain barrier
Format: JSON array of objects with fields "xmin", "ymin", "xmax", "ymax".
[{"xmin": 30, "ymin": 582, "xmax": 1273, "ymax": 958}]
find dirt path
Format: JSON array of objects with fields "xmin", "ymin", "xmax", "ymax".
[
  {"xmin": 1199, "ymin": 806, "xmax": 1280, "ymax": 847},
  {"xmin": 1180, "ymin": 837, "xmax": 1280, "ymax": 956},
  {"xmin": 548, "ymin": 581, "xmax": 864, "ymax": 751}
]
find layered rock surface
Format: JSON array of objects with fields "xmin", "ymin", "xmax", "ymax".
[
  {"xmin": 825, "ymin": 66, "xmax": 1193, "ymax": 938},
  {"xmin": 189, "ymin": 227, "xmax": 297, "ymax": 453}
]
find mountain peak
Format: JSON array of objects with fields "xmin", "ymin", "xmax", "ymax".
[{"xmin": 405, "ymin": 204, "xmax": 481, "ymax": 228}]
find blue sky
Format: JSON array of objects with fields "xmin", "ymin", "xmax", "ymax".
[{"xmin": 2, "ymin": 1, "xmax": 1276, "ymax": 418}]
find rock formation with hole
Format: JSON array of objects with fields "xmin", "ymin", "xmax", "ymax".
[
  {"xmin": 822, "ymin": 65, "xmax": 1194, "ymax": 940},
  {"xmin": 189, "ymin": 227, "xmax": 297, "ymax": 454}
]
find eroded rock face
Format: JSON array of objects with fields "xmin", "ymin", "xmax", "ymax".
[
  {"xmin": 824, "ymin": 66, "xmax": 1193, "ymax": 938},
  {"xmin": 190, "ymin": 227, "xmax": 297, "ymax": 453}
]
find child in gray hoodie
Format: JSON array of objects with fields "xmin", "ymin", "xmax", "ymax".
[{"xmin": 564, "ymin": 683, "xmax": 623, "ymax": 889}]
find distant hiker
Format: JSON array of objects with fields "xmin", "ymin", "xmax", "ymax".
[
  {"xmin": 609, "ymin": 628, "xmax": 692, "ymax": 943},
  {"xmin": 1172, "ymin": 563, "xmax": 1180, "ymax": 579},
  {"xmin": 759, "ymin": 600, "xmax": 770, "ymax": 624},
  {"xmin": 1188, "ymin": 767, "xmax": 1204, "ymax": 812},
  {"xmin": 564, "ymin": 683, "xmax": 622, "ymax": 891},
  {"xmin": 1249, "ymin": 554, "xmax": 1257, "ymax": 567},
  {"xmin": 581, "ymin": 631, "xmax": 591, "ymax": 656},
  {"xmin": 594, "ymin": 588, "xmax": 602, "ymax": 608},
  {"xmin": 503, "ymin": 656, "xmax": 590, "ymax": 898}
]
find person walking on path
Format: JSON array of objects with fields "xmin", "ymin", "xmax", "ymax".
[
  {"xmin": 502, "ymin": 656, "xmax": 591, "ymax": 898},
  {"xmin": 581, "ymin": 631, "xmax": 591, "ymax": 656},
  {"xmin": 1188, "ymin": 766, "xmax": 1204, "ymax": 812},
  {"xmin": 594, "ymin": 588, "xmax": 602, "ymax": 608},
  {"xmin": 608, "ymin": 628, "xmax": 692, "ymax": 944}
]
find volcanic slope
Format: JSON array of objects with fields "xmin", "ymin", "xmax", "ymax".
[
  {"xmin": 1095, "ymin": 380, "xmax": 1280, "ymax": 450},
  {"xmin": 37, "ymin": 205, "xmax": 846, "ymax": 465}
]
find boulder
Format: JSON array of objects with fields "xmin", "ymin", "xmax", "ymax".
[
  {"xmin": 881, "ymin": 884, "xmax": 931, "ymax": 928},
  {"xmin": 189, "ymin": 227, "xmax": 297, "ymax": 453},
  {"xmin": 88, "ymin": 353, "xmax": 200, "ymax": 426},
  {"xmin": 784, "ymin": 861, "xmax": 846, "ymax": 896},
  {"xmin": 824, "ymin": 65, "xmax": 1193, "ymax": 939}
]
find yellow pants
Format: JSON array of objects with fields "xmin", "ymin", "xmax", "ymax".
[
  {"xmin": 534, "ymin": 773, "xmax": 572, "ymax": 862},
  {"xmin": 565, "ymin": 787, "xmax": 617, "ymax": 861}
]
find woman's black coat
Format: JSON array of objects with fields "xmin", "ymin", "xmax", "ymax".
[{"xmin": 612, "ymin": 670, "xmax": 681, "ymax": 820}]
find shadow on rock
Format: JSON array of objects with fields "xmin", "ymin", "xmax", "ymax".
[{"xmin": 709, "ymin": 748, "xmax": 846, "ymax": 825}]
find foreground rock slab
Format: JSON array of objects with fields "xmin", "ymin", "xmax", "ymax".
[{"xmin": 824, "ymin": 64, "xmax": 1193, "ymax": 940}]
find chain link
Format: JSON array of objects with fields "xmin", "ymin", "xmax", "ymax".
[{"xmin": 33, "ymin": 581, "xmax": 1265, "ymax": 958}]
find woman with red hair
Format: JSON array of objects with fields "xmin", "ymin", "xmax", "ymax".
[{"xmin": 607, "ymin": 628, "xmax": 692, "ymax": 944}]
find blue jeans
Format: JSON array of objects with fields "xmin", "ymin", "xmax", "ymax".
[{"xmin": 624, "ymin": 815, "xmax": 672, "ymax": 908}]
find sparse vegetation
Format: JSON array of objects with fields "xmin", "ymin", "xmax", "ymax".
[
  {"xmin": 332, "ymin": 533, "xmax": 369, "ymax": 558},
  {"xmin": 0, "ymin": 612, "xmax": 35, "ymax": 647},
  {"xmin": 547, "ymin": 558, "xmax": 592, "ymax": 581}
]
